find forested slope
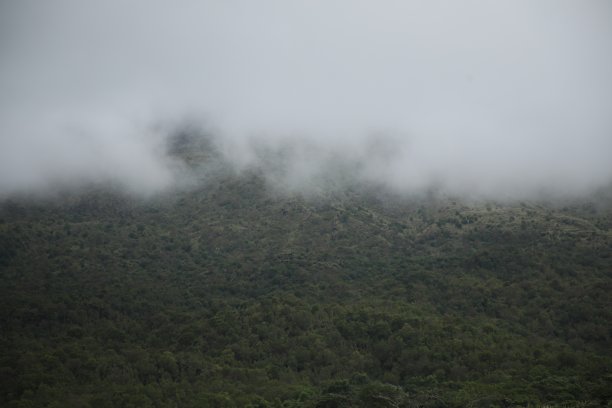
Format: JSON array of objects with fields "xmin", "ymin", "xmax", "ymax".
[{"xmin": 1, "ymin": 165, "xmax": 611, "ymax": 407}]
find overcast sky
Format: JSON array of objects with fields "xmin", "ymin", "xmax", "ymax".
[{"xmin": 1, "ymin": 0, "xmax": 611, "ymax": 198}]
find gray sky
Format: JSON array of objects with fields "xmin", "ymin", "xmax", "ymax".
[{"xmin": 1, "ymin": 0, "xmax": 611, "ymax": 198}]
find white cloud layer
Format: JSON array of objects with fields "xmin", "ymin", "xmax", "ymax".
[{"xmin": 1, "ymin": 0, "xmax": 611, "ymax": 198}]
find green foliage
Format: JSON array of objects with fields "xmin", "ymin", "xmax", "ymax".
[{"xmin": 0, "ymin": 176, "xmax": 611, "ymax": 406}]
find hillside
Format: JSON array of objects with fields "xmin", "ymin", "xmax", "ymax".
[{"xmin": 1, "ymin": 164, "xmax": 611, "ymax": 407}]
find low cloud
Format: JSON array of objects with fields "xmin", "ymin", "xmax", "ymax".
[{"xmin": 1, "ymin": 0, "xmax": 611, "ymax": 199}]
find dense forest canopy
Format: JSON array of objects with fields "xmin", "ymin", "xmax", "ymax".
[{"xmin": 1, "ymin": 142, "xmax": 611, "ymax": 406}]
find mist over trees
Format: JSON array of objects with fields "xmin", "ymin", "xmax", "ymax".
[{"xmin": 1, "ymin": 1, "xmax": 612, "ymax": 407}]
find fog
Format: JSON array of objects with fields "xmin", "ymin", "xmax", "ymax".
[{"xmin": 1, "ymin": 0, "xmax": 611, "ymax": 199}]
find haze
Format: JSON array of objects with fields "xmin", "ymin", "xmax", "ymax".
[{"xmin": 1, "ymin": 0, "xmax": 611, "ymax": 199}]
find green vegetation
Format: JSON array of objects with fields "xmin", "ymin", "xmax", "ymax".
[{"xmin": 1, "ymin": 171, "xmax": 611, "ymax": 407}]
